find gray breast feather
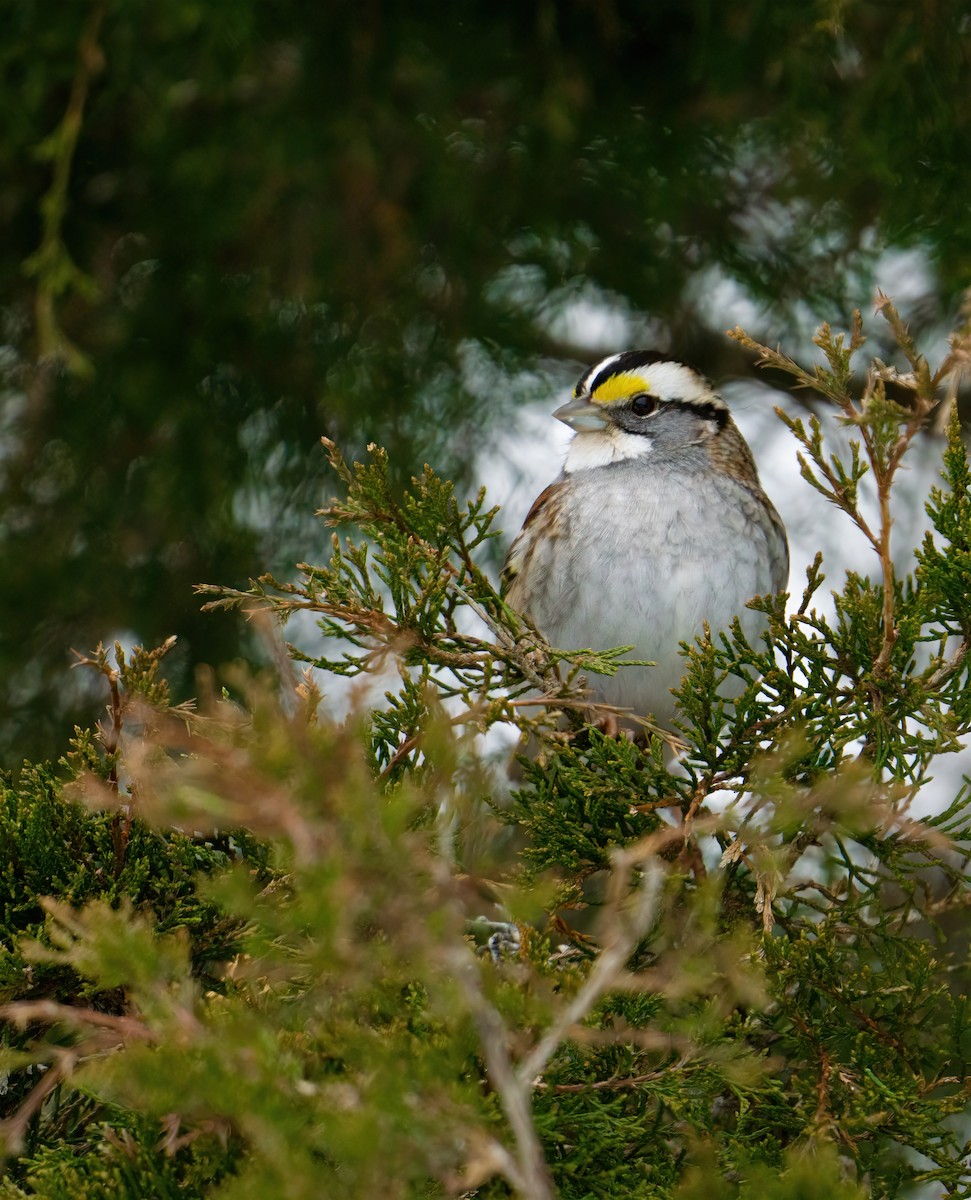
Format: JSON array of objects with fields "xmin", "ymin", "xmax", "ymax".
[{"xmin": 504, "ymin": 463, "xmax": 787, "ymax": 727}]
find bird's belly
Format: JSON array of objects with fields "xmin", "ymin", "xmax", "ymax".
[{"xmin": 528, "ymin": 477, "xmax": 774, "ymax": 723}]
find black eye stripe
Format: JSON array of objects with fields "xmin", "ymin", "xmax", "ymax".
[
  {"xmin": 629, "ymin": 396, "xmax": 729, "ymax": 428},
  {"xmin": 688, "ymin": 400, "xmax": 729, "ymax": 429}
]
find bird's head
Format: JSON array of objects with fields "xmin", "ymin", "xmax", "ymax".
[{"xmin": 556, "ymin": 351, "xmax": 733, "ymax": 471}]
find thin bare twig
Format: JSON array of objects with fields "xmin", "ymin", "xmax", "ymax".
[
  {"xmin": 518, "ymin": 860, "xmax": 664, "ymax": 1087},
  {"xmin": 0, "ymin": 1055, "xmax": 73, "ymax": 1153},
  {"xmin": 444, "ymin": 940, "xmax": 553, "ymax": 1199},
  {"xmin": 0, "ymin": 1001, "xmax": 154, "ymax": 1155},
  {"xmin": 0, "ymin": 1001, "xmax": 154, "ymax": 1040}
]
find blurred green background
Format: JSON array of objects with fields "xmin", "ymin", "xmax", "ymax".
[{"xmin": 2, "ymin": 0, "xmax": 969, "ymax": 766}]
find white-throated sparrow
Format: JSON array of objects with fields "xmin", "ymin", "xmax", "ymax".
[{"xmin": 502, "ymin": 351, "xmax": 789, "ymax": 732}]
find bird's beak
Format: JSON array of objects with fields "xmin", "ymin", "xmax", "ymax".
[{"xmin": 553, "ymin": 394, "xmax": 609, "ymax": 432}]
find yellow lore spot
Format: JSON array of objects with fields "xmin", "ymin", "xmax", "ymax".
[{"xmin": 589, "ymin": 372, "xmax": 651, "ymax": 404}]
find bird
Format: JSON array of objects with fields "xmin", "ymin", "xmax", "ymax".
[{"xmin": 501, "ymin": 350, "xmax": 789, "ymax": 735}]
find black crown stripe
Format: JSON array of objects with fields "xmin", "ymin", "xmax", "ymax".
[{"xmin": 576, "ymin": 350, "xmax": 711, "ymax": 398}]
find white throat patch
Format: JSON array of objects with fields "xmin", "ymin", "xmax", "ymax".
[{"xmin": 563, "ymin": 427, "xmax": 653, "ymax": 473}]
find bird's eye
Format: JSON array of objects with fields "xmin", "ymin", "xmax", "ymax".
[{"xmin": 630, "ymin": 393, "xmax": 657, "ymax": 417}]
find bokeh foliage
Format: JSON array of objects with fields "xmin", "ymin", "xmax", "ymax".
[{"xmin": 2, "ymin": 0, "xmax": 971, "ymax": 762}]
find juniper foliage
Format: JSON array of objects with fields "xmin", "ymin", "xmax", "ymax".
[{"xmin": 1, "ymin": 305, "xmax": 970, "ymax": 1197}]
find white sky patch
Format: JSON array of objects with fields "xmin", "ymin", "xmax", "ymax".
[
  {"xmin": 537, "ymin": 286, "xmax": 668, "ymax": 355},
  {"xmin": 483, "ymin": 385, "xmax": 573, "ymax": 535},
  {"xmin": 686, "ymin": 236, "xmax": 953, "ymax": 368}
]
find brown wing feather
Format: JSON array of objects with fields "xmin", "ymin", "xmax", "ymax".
[{"xmin": 501, "ymin": 480, "xmax": 568, "ymax": 601}]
